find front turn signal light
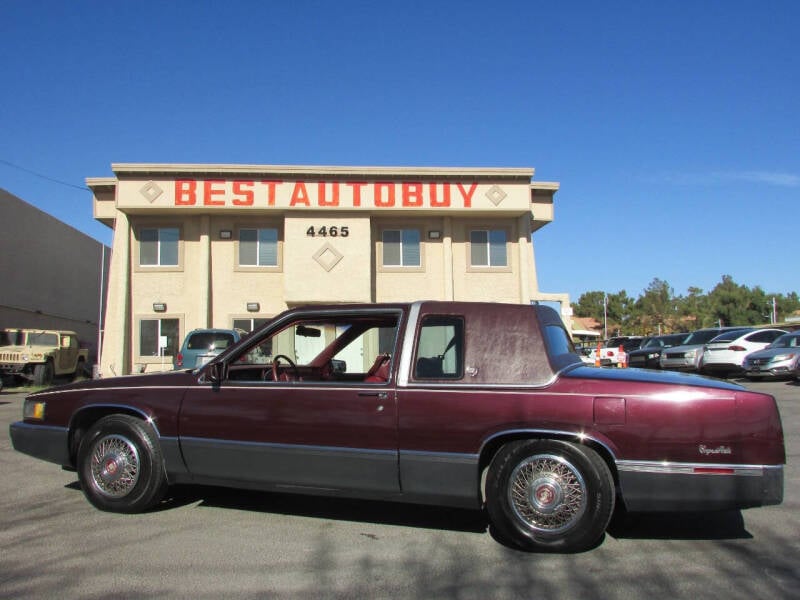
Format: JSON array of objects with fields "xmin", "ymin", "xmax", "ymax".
[{"xmin": 24, "ymin": 400, "xmax": 46, "ymax": 421}]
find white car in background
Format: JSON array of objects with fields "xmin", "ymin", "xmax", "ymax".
[
  {"xmin": 700, "ymin": 328, "xmax": 787, "ymax": 377},
  {"xmin": 588, "ymin": 336, "xmax": 644, "ymax": 367}
]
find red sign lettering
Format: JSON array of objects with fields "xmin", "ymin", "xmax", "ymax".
[
  {"xmin": 232, "ymin": 181, "xmax": 254, "ymax": 206},
  {"xmin": 402, "ymin": 183, "xmax": 423, "ymax": 207},
  {"xmin": 346, "ymin": 182, "xmax": 367, "ymax": 207},
  {"xmin": 169, "ymin": 180, "xmax": 487, "ymax": 209},
  {"xmin": 175, "ymin": 180, "xmax": 197, "ymax": 205},
  {"xmin": 261, "ymin": 180, "xmax": 281, "ymax": 206},
  {"xmin": 318, "ymin": 182, "xmax": 339, "ymax": 207},
  {"xmin": 290, "ymin": 182, "xmax": 310, "ymax": 206},
  {"xmin": 204, "ymin": 180, "xmax": 225, "ymax": 206},
  {"xmin": 374, "ymin": 182, "xmax": 395, "ymax": 207},
  {"xmin": 457, "ymin": 182, "xmax": 477, "ymax": 208}
]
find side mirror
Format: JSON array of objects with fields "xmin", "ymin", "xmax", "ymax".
[{"xmin": 205, "ymin": 361, "xmax": 226, "ymax": 384}]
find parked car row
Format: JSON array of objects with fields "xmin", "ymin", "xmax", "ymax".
[
  {"xmin": 626, "ymin": 333, "xmax": 689, "ymax": 369},
  {"xmin": 586, "ymin": 327, "xmax": 800, "ymax": 380}
]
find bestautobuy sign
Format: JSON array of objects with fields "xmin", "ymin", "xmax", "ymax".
[{"xmin": 118, "ymin": 179, "xmax": 530, "ymax": 211}]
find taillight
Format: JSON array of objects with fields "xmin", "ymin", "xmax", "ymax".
[
  {"xmin": 176, "ymin": 353, "xmax": 183, "ymax": 366},
  {"xmin": 729, "ymin": 345, "xmax": 747, "ymax": 352},
  {"xmin": 694, "ymin": 467, "xmax": 735, "ymax": 475}
]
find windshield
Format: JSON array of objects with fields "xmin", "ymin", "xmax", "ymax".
[
  {"xmin": 708, "ymin": 328, "xmax": 754, "ymax": 344},
  {"xmin": 0, "ymin": 330, "xmax": 25, "ymax": 346},
  {"xmin": 684, "ymin": 329, "xmax": 734, "ymax": 345},
  {"xmin": 27, "ymin": 332, "xmax": 58, "ymax": 346},
  {"xmin": 186, "ymin": 332, "xmax": 236, "ymax": 351}
]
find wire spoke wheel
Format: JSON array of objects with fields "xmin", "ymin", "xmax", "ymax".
[
  {"xmin": 487, "ymin": 440, "xmax": 614, "ymax": 551},
  {"xmin": 507, "ymin": 453, "xmax": 587, "ymax": 535},
  {"xmin": 78, "ymin": 415, "xmax": 168, "ymax": 513},
  {"xmin": 89, "ymin": 434, "xmax": 141, "ymax": 498}
]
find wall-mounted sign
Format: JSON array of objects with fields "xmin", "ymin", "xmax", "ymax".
[{"xmin": 173, "ymin": 180, "xmax": 480, "ymax": 209}]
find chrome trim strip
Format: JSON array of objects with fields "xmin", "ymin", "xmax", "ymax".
[
  {"xmin": 399, "ymin": 449, "xmax": 479, "ymax": 461},
  {"xmin": 616, "ymin": 459, "xmax": 782, "ymax": 477},
  {"xmin": 69, "ymin": 403, "xmax": 163, "ymax": 438},
  {"xmin": 179, "ymin": 436, "xmax": 398, "ymax": 456},
  {"xmin": 31, "ymin": 386, "xmax": 189, "ymax": 397},
  {"xmin": 480, "ymin": 428, "xmax": 618, "ymax": 460}
]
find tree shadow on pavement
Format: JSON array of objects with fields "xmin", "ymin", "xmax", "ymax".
[{"xmin": 161, "ymin": 484, "xmax": 490, "ymax": 534}]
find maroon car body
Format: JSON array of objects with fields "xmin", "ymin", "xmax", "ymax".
[{"xmin": 10, "ymin": 301, "xmax": 785, "ymax": 551}]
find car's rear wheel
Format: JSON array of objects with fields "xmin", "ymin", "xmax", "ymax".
[
  {"xmin": 486, "ymin": 439, "xmax": 614, "ymax": 552},
  {"xmin": 77, "ymin": 415, "xmax": 167, "ymax": 513}
]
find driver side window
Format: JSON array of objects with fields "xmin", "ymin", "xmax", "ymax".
[{"xmin": 224, "ymin": 314, "xmax": 400, "ymax": 383}]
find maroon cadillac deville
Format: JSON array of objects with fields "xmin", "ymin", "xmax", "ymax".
[{"xmin": 10, "ymin": 301, "xmax": 785, "ymax": 552}]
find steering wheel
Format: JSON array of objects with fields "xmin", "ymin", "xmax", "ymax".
[{"xmin": 271, "ymin": 354, "xmax": 299, "ymax": 381}]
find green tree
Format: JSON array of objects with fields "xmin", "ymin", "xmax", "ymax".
[
  {"xmin": 632, "ymin": 278, "xmax": 676, "ymax": 334},
  {"xmin": 573, "ymin": 277, "xmax": 799, "ymax": 334},
  {"xmin": 675, "ymin": 286, "xmax": 705, "ymax": 330},
  {"xmin": 707, "ymin": 275, "xmax": 766, "ymax": 326},
  {"xmin": 605, "ymin": 290, "xmax": 634, "ymax": 336},
  {"xmin": 572, "ymin": 291, "xmax": 607, "ymax": 323}
]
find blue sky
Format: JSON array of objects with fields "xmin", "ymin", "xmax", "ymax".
[{"xmin": 2, "ymin": 1, "xmax": 798, "ymax": 303}]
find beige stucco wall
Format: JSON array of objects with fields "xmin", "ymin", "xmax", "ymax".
[{"xmin": 89, "ymin": 164, "xmax": 563, "ymax": 376}]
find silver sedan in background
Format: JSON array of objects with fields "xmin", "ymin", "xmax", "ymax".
[{"xmin": 742, "ymin": 331, "xmax": 800, "ymax": 380}]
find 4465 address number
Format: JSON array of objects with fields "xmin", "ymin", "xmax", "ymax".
[{"xmin": 306, "ymin": 226, "xmax": 349, "ymax": 237}]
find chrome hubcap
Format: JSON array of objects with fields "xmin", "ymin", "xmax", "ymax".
[
  {"xmin": 90, "ymin": 434, "xmax": 140, "ymax": 498},
  {"xmin": 508, "ymin": 453, "xmax": 587, "ymax": 534}
]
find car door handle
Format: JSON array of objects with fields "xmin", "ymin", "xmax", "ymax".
[{"xmin": 359, "ymin": 392, "xmax": 389, "ymax": 400}]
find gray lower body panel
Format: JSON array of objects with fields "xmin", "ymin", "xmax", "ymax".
[
  {"xmin": 398, "ymin": 450, "xmax": 481, "ymax": 508},
  {"xmin": 9, "ymin": 421, "xmax": 71, "ymax": 466},
  {"xmin": 617, "ymin": 460, "xmax": 784, "ymax": 511},
  {"xmin": 179, "ymin": 437, "xmax": 401, "ymax": 495}
]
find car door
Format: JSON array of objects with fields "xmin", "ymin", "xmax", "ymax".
[
  {"xmin": 178, "ymin": 310, "xmax": 402, "ymax": 495},
  {"xmin": 58, "ymin": 335, "xmax": 78, "ymax": 372}
]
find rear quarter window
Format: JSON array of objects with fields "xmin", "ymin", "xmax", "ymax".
[
  {"xmin": 544, "ymin": 324, "xmax": 576, "ymax": 357},
  {"xmin": 413, "ymin": 316, "xmax": 464, "ymax": 379}
]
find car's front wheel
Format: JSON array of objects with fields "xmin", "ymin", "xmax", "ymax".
[
  {"xmin": 33, "ymin": 360, "xmax": 54, "ymax": 386},
  {"xmin": 486, "ymin": 439, "xmax": 615, "ymax": 552},
  {"xmin": 77, "ymin": 415, "xmax": 167, "ymax": 513}
]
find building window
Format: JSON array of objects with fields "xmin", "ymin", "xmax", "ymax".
[
  {"xmin": 233, "ymin": 318, "xmax": 271, "ymax": 333},
  {"xmin": 139, "ymin": 318, "xmax": 180, "ymax": 357},
  {"xmin": 382, "ymin": 229, "xmax": 421, "ymax": 267},
  {"xmin": 239, "ymin": 228, "xmax": 278, "ymax": 266},
  {"xmin": 140, "ymin": 227, "xmax": 179, "ymax": 266},
  {"xmin": 470, "ymin": 229, "xmax": 507, "ymax": 267}
]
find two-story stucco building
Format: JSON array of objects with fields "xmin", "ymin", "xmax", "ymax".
[{"xmin": 87, "ymin": 163, "xmax": 568, "ymax": 376}]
